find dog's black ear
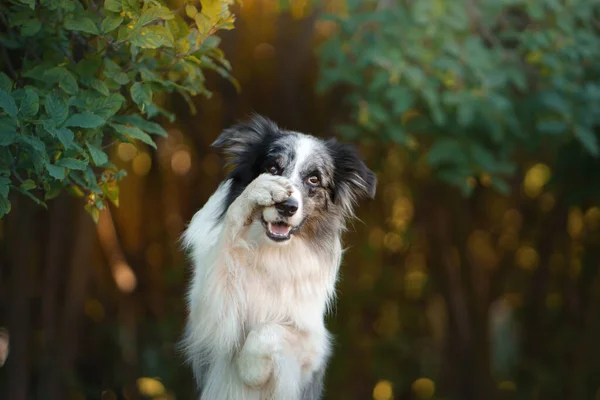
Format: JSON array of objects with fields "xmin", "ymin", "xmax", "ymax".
[
  {"xmin": 327, "ymin": 139, "xmax": 377, "ymax": 215},
  {"xmin": 211, "ymin": 114, "xmax": 280, "ymax": 164}
]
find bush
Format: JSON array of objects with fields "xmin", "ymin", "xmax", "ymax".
[
  {"xmin": 0, "ymin": 0, "xmax": 238, "ymax": 220},
  {"xmin": 316, "ymin": 0, "xmax": 600, "ymax": 195}
]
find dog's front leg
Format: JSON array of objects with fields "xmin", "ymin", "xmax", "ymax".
[
  {"xmin": 223, "ymin": 174, "xmax": 293, "ymax": 244},
  {"xmin": 236, "ymin": 324, "xmax": 302, "ymax": 399}
]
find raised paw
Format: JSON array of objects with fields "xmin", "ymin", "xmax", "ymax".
[
  {"xmin": 236, "ymin": 326, "xmax": 283, "ymax": 388},
  {"xmin": 248, "ymin": 174, "xmax": 293, "ymax": 208}
]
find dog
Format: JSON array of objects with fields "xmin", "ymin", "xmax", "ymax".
[{"xmin": 181, "ymin": 115, "xmax": 376, "ymax": 399}]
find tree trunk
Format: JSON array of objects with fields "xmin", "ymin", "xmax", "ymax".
[{"xmin": 5, "ymin": 199, "xmax": 36, "ymax": 400}]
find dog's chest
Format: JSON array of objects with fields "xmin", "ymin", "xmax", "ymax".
[{"xmin": 240, "ymin": 246, "xmax": 337, "ymax": 329}]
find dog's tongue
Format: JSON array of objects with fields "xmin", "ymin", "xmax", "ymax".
[{"xmin": 270, "ymin": 222, "xmax": 290, "ymax": 235}]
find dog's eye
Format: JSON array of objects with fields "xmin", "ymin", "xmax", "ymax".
[
  {"xmin": 307, "ymin": 175, "xmax": 320, "ymax": 186},
  {"xmin": 267, "ymin": 166, "xmax": 279, "ymax": 175}
]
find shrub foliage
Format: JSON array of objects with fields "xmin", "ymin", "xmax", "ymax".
[
  {"xmin": 0, "ymin": 0, "xmax": 238, "ymax": 220},
  {"xmin": 317, "ymin": 0, "xmax": 600, "ymax": 195}
]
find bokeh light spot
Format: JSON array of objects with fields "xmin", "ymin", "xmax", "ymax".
[
  {"xmin": 523, "ymin": 163, "xmax": 551, "ymax": 198},
  {"xmin": 568, "ymin": 207, "xmax": 584, "ymax": 239},
  {"xmin": 383, "ymin": 232, "xmax": 403, "ymax": 252},
  {"xmin": 136, "ymin": 377, "xmax": 166, "ymax": 397},
  {"xmin": 117, "ymin": 143, "xmax": 137, "ymax": 162},
  {"xmin": 84, "ymin": 298, "xmax": 105, "ymax": 322},
  {"xmin": 171, "ymin": 149, "xmax": 192, "ymax": 176},
  {"xmin": 253, "ymin": 43, "xmax": 275, "ymax": 60},
  {"xmin": 132, "ymin": 152, "xmax": 152, "ymax": 176},
  {"xmin": 585, "ymin": 207, "xmax": 600, "ymax": 231},
  {"xmin": 516, "ymin": 246, "xmax": 539, "ymax": 270},
  {"xmin": 373, "ymin": 380, "xmax": 393, "ymax": 400},
  {"xmin": 498, "ymin": 380, "xmax": 517, "ymax": 391},
  {"xmin": 412, "ymin": 377, "xmax": 435, "ymax": 399},
  {"xmin": 114, "ymin": 261, "xmax": 137, "ymax": 293}
]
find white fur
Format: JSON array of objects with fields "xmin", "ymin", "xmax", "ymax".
[{"xmin": 182, "ymin": 174, "xmax": 340, "ymax": 400}]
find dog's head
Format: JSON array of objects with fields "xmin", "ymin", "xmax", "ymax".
[{"xmin": 212, "ymin": 115, "xmax": 377, "ymax": 244}]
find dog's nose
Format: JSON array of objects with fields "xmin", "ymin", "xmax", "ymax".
[{"xmin": 275, "ymin": 198, "xmax": 298, "ymax": 217}]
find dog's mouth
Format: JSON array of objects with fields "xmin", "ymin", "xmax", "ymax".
[{"xmin": 261, "ymin": 217, "xmax": 302, "ymax": 242}]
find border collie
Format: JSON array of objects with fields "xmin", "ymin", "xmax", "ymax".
[{"xmin": 181, "ymin": 115, "xmax": 376, "ymax": 399}]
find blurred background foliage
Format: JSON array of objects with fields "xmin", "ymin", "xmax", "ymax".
[{"xmin": 2, "ymin": 0, "xmax": 600, "ymax": 399}]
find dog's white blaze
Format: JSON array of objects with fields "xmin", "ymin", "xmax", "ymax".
[
  {"xmin": 288, "ymin": 135, "xmax": 317, "ymax": 226},
  {"xmin": 182, "ymin": 175, "xmax": 340, "ymax": 400}
]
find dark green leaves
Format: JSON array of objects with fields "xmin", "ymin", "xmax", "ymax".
[
  {"xmin": 101, "ymin": 15, "xmax": 123, "ymax": 34},
  {"xmin": 112, "ymin": 115, "xmax": 167, "ymax": 136},
  {"xmin": 86, "ymin": 143, "xmax": 109, "ymax": 166},
  {"xmin": 130, "ymin": 26, "xmax": 174, "ymax": 49},
  {"xmin": 20, "ymin": 88, "xmax": 39, "ymax": 118},
  {"xmin": 0, "ymin": 119, "xmax": 17, "ymax": 146},
  {"xmin": 64, "ymin": 112, "xmax": 106, "ymax": 128},
  {"xmin": 0, "ymin": 90, "xmax": 18, "ymax": 118},
  {"xmin": 21, "ymin": 19, "xmax": 42, "ymax": 36},
  {"xmin": 64, "ymin": 16, "xmax": 99, "ymax": 35},
  {"xmin": 574, "ymin": 125, "xmax": 599, "ymax": 156},
  {"xmin": 130, "ymin": 82, "xmax": 152, "ymax": 110},
  {"xmin": 104, "ymin": 0, "xmax": 121, "ymax": 13},
  {"xmin": 46, "ymin": 162, "xmax": 67, "ymax": 180},
  {"xmin": 56, "ymin": 157, "xmax": 88, "ymax": 170},
  {"xmin": 45, "ymin": 94, "xmax": 69, "ymax": 125},
  {"xmin": 110, "ymin": 123, "xmax": 156, "ymax": 148},
  {"xmin": 0, "ymin": 0, "xmax": 237, "ymax": 220}
]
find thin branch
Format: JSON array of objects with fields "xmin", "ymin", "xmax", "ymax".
[{"xmin": 11, "ymin": 168, "xmax": 24, "ymax": 184}]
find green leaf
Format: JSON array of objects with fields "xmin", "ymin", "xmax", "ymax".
[
  {"xmin": 0, "ymin": 176, "xmax": 10, "ymax": 197},
  {"xmin": 18, "ymin": 134, "xmax": 46, "ymax": 154},
  {"xmin": 122, "ymin": 0, "xmax": 141, "ymax": 15},
  {"xmin": 76, "ymin": 57, "xmax": 102, "ymax": 79},
  {"xmin": 537, "ymin": 120, "xmax": 568, "ymax": 135},
  {"xmin": 21, "ymin": 19, "xmax": 42, "ymax": 36},
  {"xmin": 64, "ymin": 16, "xmax": 99, "ymax": 34},
  {"xmin": 0, "ymin": 118, "xmax": 17, "ymax": 146},
  {"xmin": 130, "ymin": 25, "xmax": 174, "ymax": 49},
  {"xmin": 112, "ymin": 114, "xmax": 167, "ymax": 136},
  {"xmin": 55, "ymin": 127, "xmax": 76, "ymax": 148},
  {"xmin": 0, "ymin": 90, "xmax": 18, "ymax": 118},
  {"xmin": 541, "ymin": 91, "xmax": 569, "ymax": 114},
  {"xmin": 574, "ymin": 125, "xmax": 599, "ymax": 156},
  {"xmin": 56, "ymin": 157, "xmax": 88, "ymax": 170},
  {"xmin": 17, "ymin": 0, "xmax": 35, "ymax": 9},
  {"xmin": 45, "ymin": 94, "xmax": 69, "ymax": 124},
  {"xmin": 427, "ymin": 139, "xmax": 464, "ymax": 167},
  {"xmin": 136, "ymin": 5, "xmax": 174, "ymax": 27},
  {"xmin": 44, "ymin": 67, "xmax": 79, "ymax": 94},
  {"xmin": 186, "ymin": 4, "xmax": 198, "ymax": 18},
  {"xmin": 102, "ymin": 180, "xmax": 120, "ymax": 207},
  {"xmin": 0, "ymin": 195, "xmax": 11, "ymax": 219},
  {"xmin": 20, "ymin": 179, "xmax": 36, "ymax": 190},
  {"xmin": 20, "ymin": 88, "xmax": 39, "ymax": 118},
  {"xmin": 46, "ymin": 162, "xmax": 67, "ymax": 180},
  {"xmin": 104, "ymin": 0, "xmax": 122, "ymax": 13},
  {"xmin": 130, "ymin": 82, "xmax": 152, "ymax": 109},
  {"xmin": 86, "ymin": 143, "xmax": 109, "ymax": 166},
  {"xmin": 101, "ymin": 15, "xmax": 123, "ymax": 33},
  {"xmin": 64, "ymin": 112, "xmax": 106, "ymax": 128},
  {"xmin": 84, "ymin": 203, "xmax": 100, "ymax": 223},
  {"xmin": 55, "ymin": 70, "xmax": 78, "ymax": 95},
  {"xmin": 90, "ymin": 79, "xmax": 110, "ymax": 96},
  {"xmin": 0, "ymin": 73, "xmax": 12, "ymax": 93},
  {"xmin": 103, "ymin": 61, "xmax": 130, "ymax": 85},
  {"xmin": 110, "ymin": 123, "xmax": 157, "ymax": 148}
]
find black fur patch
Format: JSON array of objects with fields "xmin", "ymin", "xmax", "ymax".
[
  {"xmin": 325, "ymin": 138, "xmax": 377, "ymax": 215},
  {"xmin": 211, "ymin": 115, "xmax": 290, "ymax": 220}
]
